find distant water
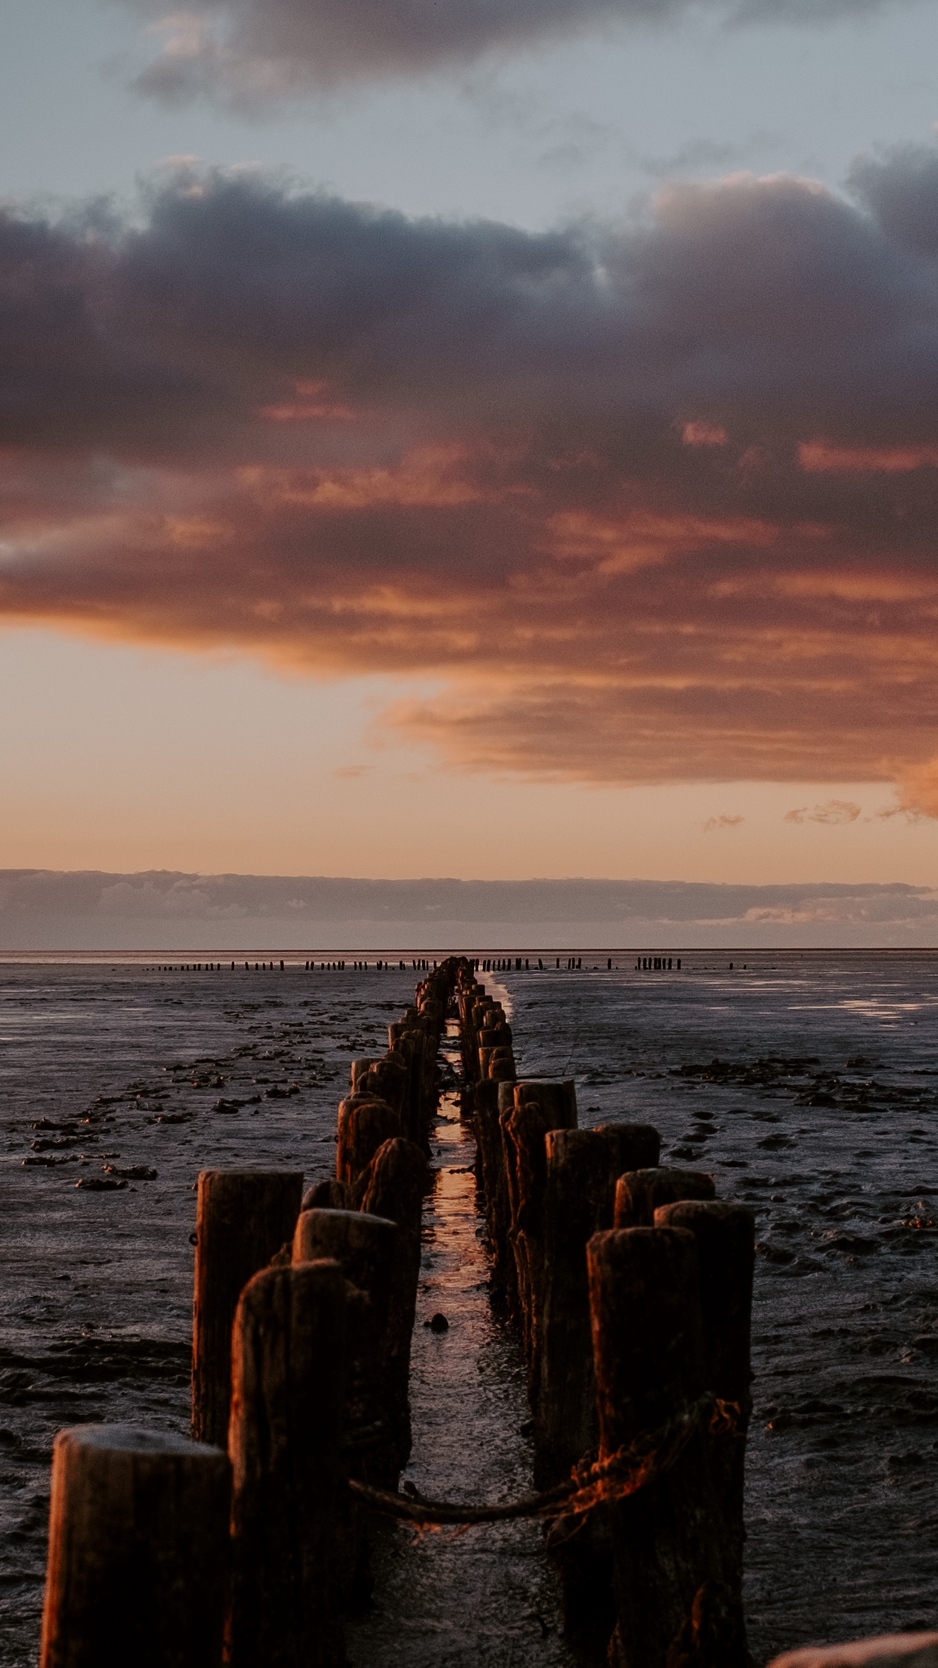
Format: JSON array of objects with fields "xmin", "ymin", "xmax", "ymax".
[{"xmin": 0, "ymin": 951, "xmax": 935, "ymax": 1666}]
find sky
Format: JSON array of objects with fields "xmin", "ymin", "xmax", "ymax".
[{"xmin": 3, "ymin": 0, "xmax": 938, "ymax": 890}]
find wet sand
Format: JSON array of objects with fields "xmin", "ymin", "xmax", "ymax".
[{"xmin": 1, "ymin": 952, "xmax": 936, "ymax": 1665}]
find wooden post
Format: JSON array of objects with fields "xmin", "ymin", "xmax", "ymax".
[
  {"xmin": 536, "ymin": 1125, "xmax": 659, "ymax": 1654},
  {"xmin": 471, "ymin": 1079, "xmax": 516, "ymax": 1305},
  {"xmin": 500, "ymin": 1080, "xmax": 578, "ymax": 1383},
  {"xmin": 350, "ymin": 1055, "xmax": 408, "ymax": 1117},
  {"xmin": 227, "ymin": 1261, "xmax": 347, "ymax": 1668},
  {"xmin": 293, "ymin": 1208, "xmax": 399, "ymax": 1487},
  {"xmin": 536, "ymin": 1124, "xmax": 661, "ymax": 1487},
  {"xmin": 615, "ymin": 1166, "xmax": 716, "ymax": 1227},
  {"xmin": 488, "ymin": 1047, "xmax": 517, "ymax": 1081},
  {"xmin": 654, "ymin": 1199, "xmax": 755, "ymax": 1621},
  {"xmin": 303, "ymin": 1178, "xmax": 354, "ymax": 1211},
  {"xmin": 40, "ymin": 1425, "xmax": 230, "ymax": 1668},
  {"xmin": 359, "ymin": 1136, "xmax": 428, "ymax": 1467},
  {"xmin": 335, "ymin": 1098, "xmax": 402, "ymax": 1192},
  {"xmin": 769, "ymin": 1640, "xmax": 938, "ymax": 1668},
  {"xmin": 587, "ymin": 1227, "xmax": 746, "ymax": 1668},
  {"xmin": 192, "ymin": 1170, "xmax": 304, "ymax": 1446},
  {"xmin": 514, "ymin": 1078, "xmax": 577, "ymax": 1127}
]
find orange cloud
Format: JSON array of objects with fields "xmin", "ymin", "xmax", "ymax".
[
  {"xmin": 3, "ymin": 161, "xmax": 938, "ymax": 798},
  {"xmin": 799, "ymin": 441, "xmax": 938, "ymax": 473},
  {"xmin": 784, "ymin": 800, "xmax": 862, "ymax": 825}
]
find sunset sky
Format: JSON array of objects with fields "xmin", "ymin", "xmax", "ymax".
[{"xmin": 4, "ymin": 0, "xmax": 938, "ymax": 885}]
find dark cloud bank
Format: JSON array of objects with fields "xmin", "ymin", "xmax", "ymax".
[
  {"xmin": 1, "ymin": 872, "xmax": 936, "ymax": 950},
  {"xmin": 120, "ymin": 0, "xmax": 902, "ymax": 101},
  {"xmin": 4, "ymin": 154, "xmax": 938, "ymax": 799}
]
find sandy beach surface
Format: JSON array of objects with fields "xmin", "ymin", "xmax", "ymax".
[{"xmin": 0, "ymin": 952, "xmax": 936, "ymax": 1666}]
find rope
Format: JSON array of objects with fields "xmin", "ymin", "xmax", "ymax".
[{"xmin": 347, "ymin": 1394, "xmax": 742, "ymax": 1529}]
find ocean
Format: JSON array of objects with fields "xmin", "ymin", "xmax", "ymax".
[{"xmin": 0, "ymin": 951, "xmax": 935, "ymax": 1665}]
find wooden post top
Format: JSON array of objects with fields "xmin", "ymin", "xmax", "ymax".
[
  {"xmin": 769, "ymin": 1637, "xmax": 938, "ymax": 1668},
  {"xmin": 55, "ymin": 1425, "xmax": 227, "ymax": 1460}
]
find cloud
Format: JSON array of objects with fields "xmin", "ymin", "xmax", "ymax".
[
  {"xmin": 892, "ymin": 755, "xmax": 938, "ymax": 819},
  {"xmin": 116, "ymin": 0, "xmax": 904, "ymax": 104},
  {"xmin": 703, "ymin": 813, "xmax": 744, "ymax": 829},
  {"xmin": 4, "ymin": 156, "xmax": 938, "ymax": 795},
  {"xmin": 784, "ymin": 800, "xmax": 862, "ymax": 824},
  {"xmin": 2, "ymin": 870, "xmax": 937, "ymax": 949}
]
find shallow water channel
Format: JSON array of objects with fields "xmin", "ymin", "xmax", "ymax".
[{"xmin": 347, "ymin": 1021, "xmax": 575, "ymax": 1667}]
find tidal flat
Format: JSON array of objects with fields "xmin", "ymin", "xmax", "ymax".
[{"xmin": 0, "ymin": 952, "xmax": 935, "ymax": 1666}]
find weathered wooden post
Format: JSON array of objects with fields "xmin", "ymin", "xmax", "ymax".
[
  {"xmin": 655, "ymin": 1199, "xmax": 755, "ymax": 1620},
  {"xmin": 614, "ymin": 1166, "xmax": 716, "ymax": 1227},
  {"xmin": 40, "ymin": 1426, "xmax": 230, "ymax": 1668},
  {"xmin": 500, "ymin": 1080, "xmax": 578, "ymax": 1378},
  {"xmin": 303, "ymin": 1177, "xmax": 354, "ymax": 1211},
  {"xmin": 192, "ymin": 1169, "xmax": 304, "ymax": 1445},
  {"xmin": 769, "ymin": 1640, "xmax": 938, "ymax": 1668},
  {"xmin": 293, "ymin": 1207, "xmax": 399, "ymax": 1486},
  {"xmin": 335, "ymin": 1098, "xmax": 402, "ymax": 1192},
  {"xmin": 536, "ymin": 1124, "xmax": 661, "ymax": 1487},
  {"xmin": 587, "ymin": 1226, "xmax": 746, "ymax": 1668},
  {"xmin": 473, "ymin": 1079, "xmax": 515, "ymax": 1302},
  {"xmin": 227, "ymin": 1260, "xmax": 347, "ymax": 1668},
  {"xmin": 350, "ymin": 1055, "xmax": 408, "ymax": 1117},
  {"xmin": 536, "ymin": 1125, "xmax": 659, "ymax": 1653},
  {"xmin": 514, "ymin": 1078, "xmax": 577, "ymax": 1126},
  {"xmin": 359, "ymin": 1136, "xmax": 428, "ymax": 1466}
]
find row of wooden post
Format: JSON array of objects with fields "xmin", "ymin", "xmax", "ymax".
[
  {"xmin": 39, "ymin": 956, "xmax": 468, "ymax": 1668},
  {"xmin": 456, "ymin": 961, "xmax": 754, "ymax": 1665},
  {"xmin": 456, "ymin": 966, "xmax": 938, "ymax": 1668}
]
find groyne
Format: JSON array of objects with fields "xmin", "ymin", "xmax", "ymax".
[{"xmin": 34, "ymin": 956, "xmax": 936, "ymax": 1668}]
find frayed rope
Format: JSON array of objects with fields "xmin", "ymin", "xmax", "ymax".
[{"xmin": 347, "ymin": 1394, "xmax": 743, "ymax": 1529}]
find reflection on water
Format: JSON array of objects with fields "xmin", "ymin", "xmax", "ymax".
[{"xmin": 346, "ymin": 1028, "xmax": 574, "ymax": 1667}]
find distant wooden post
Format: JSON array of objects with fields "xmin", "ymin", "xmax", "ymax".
[
  {"xmin": 615, "ymin": 1166, "xmax": 716, "ymax": 1227},
  {"xmin": 227, "ymin": 1261, "xmax": 347, "ymax": 1668},
  {"xmin": 655, "ymin": 1199, "xmax": 755, "ymax": 1619},
  {"xmin": 40, "ymin": 1425, "xmax": 230, "ymax": 1668},
  {"xmin": 192, "ymin": 1170, "xmax": 304, "ymax": 1446},
  {"xmin": 587, "ymin": 1227, "xmax": 746, "ymax": 1668}
]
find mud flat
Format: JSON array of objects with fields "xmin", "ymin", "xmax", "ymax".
[
  {"xmin": 0, "ymin": 960, "xmax": 416, "ymax": 1666},
  {"xmin": 1, "ymin": 951, "xmax": 936, "ymax": 1665}
]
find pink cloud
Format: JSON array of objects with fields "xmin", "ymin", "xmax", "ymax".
[
  {"xmin": 118, "ymin": 0, "xmax": 909, "ymax": 101},
  {"xmin": 3, "ymin": 158, "xmax": 938, "ymax": 795}
]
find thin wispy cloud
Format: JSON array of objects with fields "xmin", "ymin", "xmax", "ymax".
[
  {"xmin": 784, "ymin": 801, "xmax": 862, "ymax": 825},
  {"xmin": 703, "ymin": 814, "xmax": 744, "ymax": 830},
  {"xmin": 4, "ymin": 155, "xmax": 938, "ymax": 801},
  {"xmin": 117, "ymin": 0, "xmax": 908, "ymax": 104}
]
